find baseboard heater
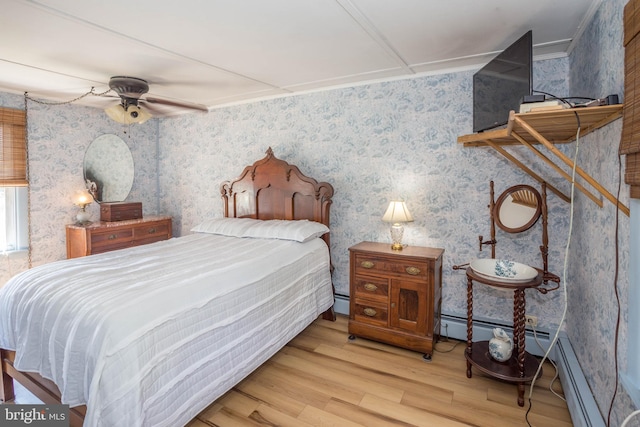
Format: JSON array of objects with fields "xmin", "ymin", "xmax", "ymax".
[
  {"xmin": 332, "ymin": 296, "xmax": 603, "ymax": 427},
  {"xmin": 438, "ymin": 313, "xmax": 604, "ymax": 427},
  {"xmin": 556, "ymin": 335, "xmax": 606, "ymax": 427}
]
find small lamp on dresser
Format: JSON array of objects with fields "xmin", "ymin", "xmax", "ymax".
[
  {"xmin": 73, "ymin": 189, "xmax": 93, "ymax": 224},
  {"xmin": 382, "ymin": 200, "xmax": 414, "ymax": 250}
]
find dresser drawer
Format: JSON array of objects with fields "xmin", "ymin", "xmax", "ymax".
[
  {"xmin": 133, "ymin": 222, "xmax": 170, "ymax": 240},
  {"xmin": 353, "ymin": 300, "xmax": 388, "ymax": 326},
  {"xmin": 90, "ymin": 228, "xmax": 133, "ymax": 248},
  {"xmin": 90, "ymin": 241, "xmax": 132, "ymax": 254},
  {"xmin": 354, "ymin": 253, "xmax": 428, "ymax": 279},
  {"xmin": 66, "ymin": 216, "xmax": 172, "ymax": 259},
  {"xmin": 353, "ymin": 275, "xmax": 388, "ymax": 301}
]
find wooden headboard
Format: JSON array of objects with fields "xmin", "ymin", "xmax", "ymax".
[{"xmin": 220, "ymin": 147, "xmax": 334, "ymax": 249}]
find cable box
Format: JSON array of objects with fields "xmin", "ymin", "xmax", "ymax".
[
  {"xmin": 519, "ymin": 100, "xmax": 567, "ymax": 113},
  {"xmin": 521, "ymin": 94, "xmax": 546, "ymax": 103}
]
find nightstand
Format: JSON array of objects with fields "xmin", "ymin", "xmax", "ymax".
[{"xmin": 348, "ymin": 241, "xmax": 444, "ymax": 360}]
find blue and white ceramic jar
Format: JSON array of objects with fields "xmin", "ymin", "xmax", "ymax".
[{"xmin": 488, "ymin": 328, "xmax": 513, "ymax": 362}]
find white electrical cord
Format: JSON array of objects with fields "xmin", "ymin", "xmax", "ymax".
[
  {"xmin": 531, "ymin": 323, "xmax": 565, "ymax": 401},
  {"xmin": 621, "ymin": 409, "xmax": 640, "ymax": 427},
  {"xmin": 527, "ymin": 126, "xmax": 580, "ymax": 402}
]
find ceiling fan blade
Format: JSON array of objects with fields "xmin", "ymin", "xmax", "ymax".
[
  {"xmin": 137, "ymin": 101, "xmax": 168, "ymax": 115},
  {"xmin": 143, "ymin": 96, "xmax": 209, "ymax": 112}
]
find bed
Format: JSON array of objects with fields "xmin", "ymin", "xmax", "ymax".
[{"xmin": 0, "ymin": 147, "xmax": 335, "ymax": 427}]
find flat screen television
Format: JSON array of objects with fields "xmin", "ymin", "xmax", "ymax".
[{"xmin": 473, "ymin": 30, "xmax": 533, "ymax": 133}]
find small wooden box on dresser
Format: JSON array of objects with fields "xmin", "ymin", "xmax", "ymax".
[
  {"xmin": 348, "ymin": 241, "xmax": 444, "ymax": 360},
  {"xmin": 66, "ymin": 215, "xmax": 172, "ymax": 259}
]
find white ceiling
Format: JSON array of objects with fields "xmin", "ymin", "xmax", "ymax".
[{"xmin": 1, "ymin": 0, "xmax": 602, "ymax": 117}]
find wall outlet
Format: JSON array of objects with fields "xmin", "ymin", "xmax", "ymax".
[{"xmin": 525, "ymin": 314, "xmax": 538, "ymax": 327}]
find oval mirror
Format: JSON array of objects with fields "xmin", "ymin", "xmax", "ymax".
[
  {"xmin": 494, "ymin": 185, "xmax": 542, "ymax": 233},
  {"xmin": 83, "ymin": 134, "xmax": 134, "ymax": 203}
]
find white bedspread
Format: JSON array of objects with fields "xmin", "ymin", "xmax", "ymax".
[{"xmin": 0, "ymin": 233, "xmax": 333, "ymax": 426}]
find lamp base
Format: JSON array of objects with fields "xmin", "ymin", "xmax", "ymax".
[
  {"xmin": 76, "ymin": 209, "xmax": 91, "ymax": 225},
  {"xmin": 390, "ymin": 223, "xmax": 404, "ymax": 251}
]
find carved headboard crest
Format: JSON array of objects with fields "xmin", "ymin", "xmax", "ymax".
[{"xmin": 220, "ymin": 147, "xmax": 334, "ymax": 245}]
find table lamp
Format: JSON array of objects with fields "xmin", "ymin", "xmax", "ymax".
[
  {"xmin": 382, "ymin": 201, "xmax": 414, "ymax": 250},
  {"xmin": 73, "ymin": 189, "xmax": 93, "ymax": 224}
]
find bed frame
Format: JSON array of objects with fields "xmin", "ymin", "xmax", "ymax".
[
  {"xmin": 220, "ymin": 147, "xmax": 336, "ymax": 321},
  {"xmin": 0, "ymin": 147, "xmax": 335, "ymax": 426}
]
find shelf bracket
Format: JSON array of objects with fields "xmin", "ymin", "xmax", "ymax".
[
  {"xmin": 510, "ymin": 131, "xmax": 603, "ymax": 208},
  {"xmin": 484, "ymin": 139, "xmax": 570, "ymax": 203},
  {"xmin": 514, "ymin": 116, "xmax": 629, "ymax": 216}
]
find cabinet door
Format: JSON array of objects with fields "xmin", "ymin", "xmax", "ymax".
[{"xmin": 389, "ymin": 279, "xmax": 428, "ymax": 335}]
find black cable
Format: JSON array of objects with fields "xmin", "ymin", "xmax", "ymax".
[
  {"xmin": 606, "ymin": 153, "xmax": 623, "ymax": 426},
  {"xmin": 532, "ymin": 89, "xmax": 596, "ymax": 103},
  {"xmin": 530, "ymin": 89, "xmax": 582, "ymax": 128},
  {"xmin": 531, "ymin": 89, "xmax": 583, "ymax": 107}
]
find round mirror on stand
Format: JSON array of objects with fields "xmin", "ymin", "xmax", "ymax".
[
  {"xmin": 83, "ymin": 134, "xmax": 134, "ymax": 203},
  {"xmin": 493, "ymin": 185, "xmax": 542, "ymax": 233}
]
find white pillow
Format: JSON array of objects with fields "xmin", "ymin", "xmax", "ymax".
[
  {"xmin": 242, "ymin": 219, "xmax": 329, "ymax": 243},
  {"xmin": 191, "ymin": 217, "xmax": 259, "ymax": 237}
]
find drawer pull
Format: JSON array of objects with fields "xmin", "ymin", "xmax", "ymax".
[
  {"xmin": 363, "ymin": 308, "xmax": 377, "ymax": 317},
  {"xmin": 406, "ymin": 266, "xmax": 421, "ymax": 275},
  {"xmin": 108, "ymin": 234, "xmax": 117, "ymax": 240},
  {"xmin": 361, "ymin": 261, "xmax": 375, "ymax": 269},
  {"xmin": 148, "ymin": 227, "xmax": 156, "ymax": 234},
  {"xmin": 363, "ymin": 283, "xmax": 378, "ymax": 292}
]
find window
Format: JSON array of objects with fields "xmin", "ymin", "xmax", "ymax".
[
  {"xmin": 0, "ymin": 107, "xmax": 28, "ymax": 253},
  {"xmin": 0, "ymin": 187, "xmax": 28, "ymax": 251}
]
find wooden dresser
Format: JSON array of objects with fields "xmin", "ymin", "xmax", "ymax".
[
  {"xmin": 348, "ymin": 241, "xmax": 444, "ymax": 360},
  {"xmin": 66, "ymin": 215, "xmax": 172, "ymax": 259}
]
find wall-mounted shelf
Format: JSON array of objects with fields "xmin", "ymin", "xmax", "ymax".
[{"xmin": 457, "ymin": 105, "xmax": 628, "ymax": 216}]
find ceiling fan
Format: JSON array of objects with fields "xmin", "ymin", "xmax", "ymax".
[{"xmin": 104, "ymin": 76, "xmax": 209, "ymax": 124}]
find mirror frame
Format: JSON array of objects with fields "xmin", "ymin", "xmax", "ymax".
[
  {"xmin": 493, "ymin": 184, "xmax": 542, "ymax": 233},
  {"xmin": 83, "ymin": 134, "xmax": 134, "ymax": 203}
]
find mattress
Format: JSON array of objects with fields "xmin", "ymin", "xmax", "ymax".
[{"xmin": 0, "ymin": 233, "xmax": 333, "ymax": 427}]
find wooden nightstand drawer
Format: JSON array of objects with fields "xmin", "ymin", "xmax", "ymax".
[
  {"xmin": 353, "ymin": 300, "xmax": 388, "ymax": 326},
  {"xmin": 354, "ymin": 253, "xmax": 428, "ymax": 279},
  {"xmin": 353, "ymin": 276, "xmax": 389, "ymax": 301}
]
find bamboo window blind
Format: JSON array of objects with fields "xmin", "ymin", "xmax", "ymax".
[
  {"xmin": 0, "ymin": 107, "xmax": 27, "ymax": 187},
  {"xmin": 623, "ymin": 0, "xmax": 640, "ymax": 199}
]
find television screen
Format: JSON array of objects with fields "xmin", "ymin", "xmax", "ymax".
[{"xmin": 473, "ymin": 31, "xmax": 532, "ymax": 133}]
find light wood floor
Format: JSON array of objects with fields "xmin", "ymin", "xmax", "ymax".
[
  {"xmin": 8, "ymin": 314, "xmax": 572, "ymax": 426},
  {"xmin": 188, "ymin": 315, "xmax": 572, "ymax": 427}
]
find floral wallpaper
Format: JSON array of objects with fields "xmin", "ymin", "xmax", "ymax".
[
  {"xmin": 0, "ymin": 92, "xmax": 160, "ymax": 284},
  {"xmin": 158, "ymin": 59, "xmax": 570, "ymax": 331},
  {"xmin": 567, "ymin": 0, "xmax": 636, "ymax": 425},
  {"xmin": 0, "ymin": 0, "xmax": 634, "ymax": 424}
]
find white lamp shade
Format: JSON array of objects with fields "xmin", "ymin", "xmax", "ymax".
[
  {"xmin": 73, "ymin": 189, "xmax": 93, "ymax": 207},
  {"xmin": 105, "ymin": 103, "xmax": 152, "ymax": 124},
  {"xmin": 382, "ymin": 201, "xmax": 414, "ymax": 223}
]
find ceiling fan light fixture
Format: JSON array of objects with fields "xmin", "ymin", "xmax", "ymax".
[{"xmin": 104, "ymin": 103, "xmax": 152, "ymax": 124}]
